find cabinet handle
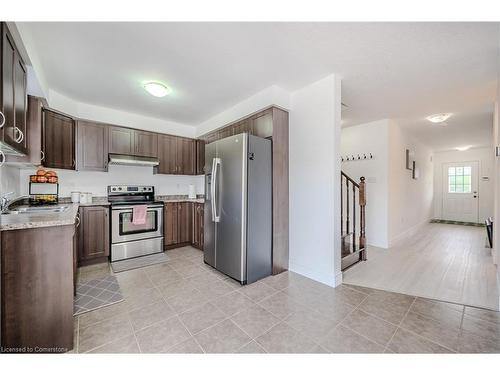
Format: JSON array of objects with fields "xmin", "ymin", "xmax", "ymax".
[
  {"xmin": 75, "ymin": 213, "xmax": 81, "ymax": 228},
  {"xmin": 40, "ymin": 150, "xmax": 45, "ymax": 161},
  {"xmin": 72, "ymin": 159, "xmax": 76, "ymax": 168},
  {"xmin": 0, "ymin": 150, "xmax": 5, "ymax": 167},
  {"xmin": 14, "ymin": 126, "xmax": 24, "ymax": 144},
  {"xmin": 0, "ymin": 111, "xmax": 5, "ymax": 129}
]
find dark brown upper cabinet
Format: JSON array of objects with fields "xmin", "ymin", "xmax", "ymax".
[
  {"xmin": 1, "ymin": 23, "xmax": 28, "ymax": 155},
  {"xmin": 6, "ymin": 95, "xmax": 43, "ymax": 164},
  {"xmin": 134, "ymin": 130, "xmax": 157, "ymax": 157},
  {"xmin": 108, "ymin": 125, "xmax": 158, "ymax": 158},
  {"xmin": 250, "ymin": 109, "xmax": 273, "ymax": 138},
  {"xmin": 42, "ymin": 109, "xmax": 76, "ymax": 170},
  {"xmin": 157, "ymin": 134, "xmax": 195, "ymax": 175},
  {"xmin": 76, "ymin": 120, "xmax": 109, "ymax": 171},
  {"xmin": 108, "ymin": 126, "xmax": 134, "ymax": 155},
  {"xmin": 178, "ymin": 138, "xmax": 195, "ymax": 175},
  {"xmin": 78, "ymin": 206, "xmax": 110, "ymax": 265},
  {"xmin": 157, "ymin": 134, "xmax": 177, "ymax": 174},
  {"xmin": 195, "ymin": 139, "xmax": 205, "ymax": 175}
]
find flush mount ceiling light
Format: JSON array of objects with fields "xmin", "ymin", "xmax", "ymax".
[
  {"xmin": 456, "ymin": 145, "xmax": 472, "ymax": 151},
  {"xmin": 143, "ymin": 82, "xmax": 171, "ymax": 97},
  {"xmin": 426, "ymin": 113, "xmax": 452, "ymax": 124}
]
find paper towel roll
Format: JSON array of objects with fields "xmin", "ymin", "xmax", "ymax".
[{"xmin": 188, "ymin": 184, "xmax": 196, "ymax": 199}]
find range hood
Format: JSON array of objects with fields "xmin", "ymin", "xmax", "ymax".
[{"xmin": 108, "ymin": 154, "xmax": 159, "ymax": 167}]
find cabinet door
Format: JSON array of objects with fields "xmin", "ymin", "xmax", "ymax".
[
  {"xmin": 135, "ymin": 130, "xmax": 158, "ymax": 157},
  {"xmin": 1, "ymin": 25, "xmax": 16, "ymax": 148},
  {"xmin": 43, "ymin": 110, "xmax": 75, "ymax": 170},
  {"xmin": 164, "ymin": 202, "xmax": 179, "ymax": 246},
  {"xmin": 79, "ymin": 206, "xmax": 109, "ymax": 261},
  {"xmin": 6, "ymin": 95, "xmax": 42, "ymax": 164},
  {"xmin": 157, "ymin": 134, "xmax": 178, "ymax": 174},
  {"xmin": 178, "ymin": 138, "xmax": 196, "ymax": 175},
  {"xmin": 77, "ymin": 120, "xmax": 109, "ymax": 171},
  {"xmin": 199, "ymin": 204, "xmax": 204, "ymax": 250},
  {"xmin": 250, "ymin": 110, "xmax": 273, "ymax": 138},
  {"xmin": 109, "ymin": 126, "xmax": 134, "ymax": 155},
  {"xmin": 195, "ymin": 139, "xmax": 205, "ymax": 175},
  {"xmin": 178, "ymin": 202, "xmax": 192, "ymax": 243},
  {"xmin": 13, "ymin": 52, "xmax": 27, "ymax": 154},
  {"xmin": 192, "ymin": 203, "xmax": 204, "ymax": 249}
]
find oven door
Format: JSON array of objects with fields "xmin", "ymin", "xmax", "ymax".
[{"xmin": 111, "ymin": 205, "xmax": 163, "ymax": 243}]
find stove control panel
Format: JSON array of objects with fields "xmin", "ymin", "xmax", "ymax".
[{"xmin": 108, "ymin": 185, "xmax": 154, "ymax": 194}]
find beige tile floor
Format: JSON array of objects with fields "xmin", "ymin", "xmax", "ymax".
[
  {"xmin": 344, "ymin": 223, "xmax": 499, "ymax": 310},
  {"xmin": 72, "ymin": 246, "xmax": 500, "ymax": 354}
]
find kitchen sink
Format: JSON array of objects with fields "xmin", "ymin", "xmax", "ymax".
[{"xmin": 3, "ymin": 206, "xmax": 70, "ymax": 215}]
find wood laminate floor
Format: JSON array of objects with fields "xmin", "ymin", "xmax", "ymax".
[{"xmin": 343, "ymin": 223, "xmax": 500, "ymax": 311}]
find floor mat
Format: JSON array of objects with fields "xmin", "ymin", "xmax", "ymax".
[
  {"xmin": 430, "ymin": 219, "xmax": 485, "ymax": 227},
  {"xmin": 111, "ymin": 252, "xmax": 170, "ymax": 273},
  {"xmin": 74, "ymin": 274, "xmax": 124, "ymax": 316}
]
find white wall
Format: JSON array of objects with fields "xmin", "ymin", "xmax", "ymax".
[
  {"xmin": 341, "ymin": 119, "xmax": 434, "ymax": 249},
  {"xmin": 48, "ymin": 90, "xmax": 197, "ymax": 138},
  {"xmin": 388, "ymin": 120, "xmax": 434, "ymax": 246},
  {"xmin": 196, "ymin": 85, "xmax": 291, "ymax": 136},
  {"xmin": 19, "ymin": 166, "xmax": 204, "ymax": 198},
  {"xmin": 289, "ymin": 74, "xmax": 342, "ymax": 287},
  {"xmin": 341, "ymin": 120, "xmax": 390, "ymax": 248},
  {"xmin": 433, "ymin": 147, "xmax": 494, "ymax": 223}
]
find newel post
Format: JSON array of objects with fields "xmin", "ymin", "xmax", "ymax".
[{"xmin": 359, "ymin": 176, "xmax": 367, "ymax": 261}]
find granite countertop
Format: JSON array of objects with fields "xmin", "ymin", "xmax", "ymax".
[
  {"xmin": 158, "ymin": 198, "xmax": 205, "ymax": 204},
  {"xmin": 0, "ymin": 195, "xmax": 205, "ymax": 231},
  {"xmin": 0, "ymin": 203, "xmax": 80, "ymax": 232}
]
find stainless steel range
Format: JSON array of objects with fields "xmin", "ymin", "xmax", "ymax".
[{"xmin": 108, "ymin": 185, "xmax": 164, "ymax": 262}]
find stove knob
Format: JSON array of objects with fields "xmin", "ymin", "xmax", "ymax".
[{"xmin": 118, "ymin": 187, "xmax": 122, "ymax": 191}]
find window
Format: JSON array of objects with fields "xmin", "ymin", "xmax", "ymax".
[{"xmin": 448, "ymin": 166, "xmax": 471, "ymax": 193}]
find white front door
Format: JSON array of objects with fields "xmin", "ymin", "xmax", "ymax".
[{"xmin": 442, "ymin": 162, "xmax": 479, "ymax": 223}]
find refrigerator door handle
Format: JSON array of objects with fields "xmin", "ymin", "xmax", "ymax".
[
  {"xmin": 211, "ymin": 158, "xmax": 217, "ymax": 222},
  {"xmin": 213, "ymin": 157, "xmax": 221, "ymax": 223}
]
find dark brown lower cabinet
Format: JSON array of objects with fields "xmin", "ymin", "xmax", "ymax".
[
  {"xmin": 78, "ymin": 206, "xmax": 110, "ymax": 266},
  {"xmin": 164, "ymin": 202, "xmax": 193, "ymax": 248},
  {"xmin": 1, "ymin": 225, "xmax": 75, "ymax": 352},
  {"xmin": 192, "ymin": 203, "xmax": 204, "ymax": 250}
]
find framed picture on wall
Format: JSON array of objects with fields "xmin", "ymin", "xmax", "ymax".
[
  {"xmin": 406, "ymin": 149, "xmax": 414, "ymax": 170},
  {"xmin": 412, "ymin": 160, "xmax": 419, "ymax": 180}
]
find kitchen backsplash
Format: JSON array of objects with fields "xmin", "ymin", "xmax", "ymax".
[
  {"xmin": 18, "ymin": 164, "xmax": 205, "ymax": 197},
  {"xmin": 0, "ymin": 165, "xmax": 21, "ymax": 197}
]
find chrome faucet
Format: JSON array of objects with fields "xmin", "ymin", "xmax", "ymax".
[{"xmin": 1, "ymin": 192, "xmax": 14, "ymax": 213}]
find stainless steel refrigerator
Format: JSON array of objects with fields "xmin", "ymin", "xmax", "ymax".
[{"xmin": 204, "ymin": 133, "xmax": 272, "ymax": 284}]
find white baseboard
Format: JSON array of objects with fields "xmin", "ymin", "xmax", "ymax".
[
  {"xmin": 388, "ymin": 217, "xmax": 431, "ymax": 247},
  {"xmin": 288, "ymin": 260, "xmax": 340, "ymax": 288}
]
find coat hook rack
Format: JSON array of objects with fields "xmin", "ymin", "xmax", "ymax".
[{"xmin": 341, "ymin": 152, "xmax": 374, "ymax": 163}]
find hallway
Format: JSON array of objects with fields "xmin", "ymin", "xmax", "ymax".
[{"xmin": 343, "ymin": 223, "xmax": 499, "ymax": 310}]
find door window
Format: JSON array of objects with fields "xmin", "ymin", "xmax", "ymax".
[{"xmin": 448, "ymin": 166, "xmax": 472, "ymax": 193}]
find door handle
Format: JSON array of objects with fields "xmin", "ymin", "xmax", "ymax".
[
  {"xmin": 210, "ymin": 158, "xmax": 216, "ymax": 222},
  {"xmin": 213, "ymin": 158, "xmax": 221, "ymax": 223},
  {"xmin": 14, "ymin": 126, "xmax": 24, "ymax": 144}
]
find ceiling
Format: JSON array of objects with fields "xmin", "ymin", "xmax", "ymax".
[{"xmin": 18, "ymin": 22, "xmax": 499, "ymax": 150}]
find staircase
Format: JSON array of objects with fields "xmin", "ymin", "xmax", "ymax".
[{"xmin": 341, "ymin": 172, "xmax": 367, "ymax": 271}]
